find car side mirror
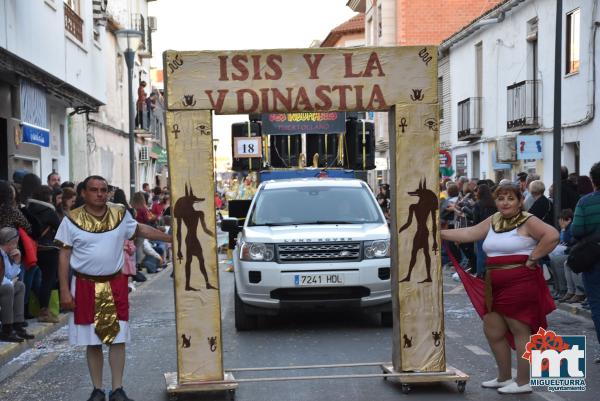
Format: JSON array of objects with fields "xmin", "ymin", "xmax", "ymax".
[{"xmin": 221, "ymin": 217, "xmax": 241, "ymax": 233}]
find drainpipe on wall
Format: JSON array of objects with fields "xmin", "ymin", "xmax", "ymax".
[
  {"xmin": 560, "ymin": 19, "xmax": 599, "ymax": 128},
  {"xmin": 475, "ymin": 11, "xmax": 506, "ymax": 27},
  {"xmin": 438, "ymin": 8, "xmax": 509, "ymax": 56},
  {"xmin": 67, "ymin": 114, "xmax": 73, "ymax": 181}
]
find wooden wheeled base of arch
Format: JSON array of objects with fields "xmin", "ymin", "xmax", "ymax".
[
  {"xmin": 380, "ymin": 364, "xmax": 470, "ymax": 394},
  {"xmin": 165, "ymin": 362, "xmax": 469, "ymax": 399},
  {"xmin": 164, "ymin": 371, "xmax": 238, "ymax": 401}
]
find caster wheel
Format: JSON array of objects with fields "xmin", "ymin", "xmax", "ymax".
[
  {"xmin": 226, "ymin": 389, "xmax": 236, "ymax": 400},
  {"xmin": 457, "ymin": 381, "xmax": 466, "ymax": 393},
  {"xmin": 382, "ymin": 369, "xmax": 388, "ymax": 380},
  {"xmin": 401, "ymin": 384, "xmax": 411, "ymax": 394}
]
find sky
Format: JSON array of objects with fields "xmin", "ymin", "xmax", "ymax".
[{"xmin": 148, "ymin": 0, "xmax": 357, "ymax": 167}]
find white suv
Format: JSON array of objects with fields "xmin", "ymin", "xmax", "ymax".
[{"xmin": 222, "ymin": 178, "xmax": 391, "ymax": 330}]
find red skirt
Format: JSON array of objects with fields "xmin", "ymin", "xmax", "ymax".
[
  {"xmin": 447, "ymin": 250, "xmax": 555, "ymax": 349},
  {"xmin": 73, "ymin": 273, "xmax": 129, "ymax": 325}
]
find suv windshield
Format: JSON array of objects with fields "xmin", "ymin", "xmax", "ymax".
[{"xmin": 248, "ymin": 185, "xmax": 383, "ymax": 226}]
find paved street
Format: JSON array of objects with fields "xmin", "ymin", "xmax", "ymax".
[{"xmin": 0, "ymin": 245, "xmax": 598, "ymax": 401}]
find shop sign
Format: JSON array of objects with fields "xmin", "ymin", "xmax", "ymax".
[
  {"xmin": 455, "ymin": 154, "xmax": 467, "ymax": 177},
  {"xmin": 152, "ymin": 144, "xmax": 168, "ymax": 164},
  {"xmin": 21, "ymin": 123, "xmax": 49, "ymax": 147},
  {"xmin": 439, "ymin": 149, "xmax": 452, "ymax": 167},
  {"xmin": 517, "ymin": 135, "xmax": 543, "ymax": 160}
]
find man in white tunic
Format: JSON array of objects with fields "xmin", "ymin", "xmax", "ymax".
[{"xmin": 56, "ymin": 176, "xmax": 171, "ymax": 401}]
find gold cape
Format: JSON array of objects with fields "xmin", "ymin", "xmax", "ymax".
[{"xmin": 67, "ymin": 203, "xmax": 128, "ymax": 233}]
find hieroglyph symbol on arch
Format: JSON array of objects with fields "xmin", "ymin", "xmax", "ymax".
[
  {"xmin": 167, "ymin": 53, "xmax": 184, "ymax": 74},
  {"xmin": 399, "ymin": 118, "xmax": 408, "ymax": 133},
  {"xmin": 182, "ymin": 95, "xmax": 197, "ymax": 107},
  {"xmin": 172, "ymin": 124, "xmax": 181, "ymax": 139},
  {"xmin": 410, "ymin": 89, "xmax": 424, "ymax": 101},
  {"xmin": 432, "ymin": 331, "xmax": 442, "ymax": 347},
  {"xmin": 424, "ymin": 118, "xmax": 438, "ymax": 131},
  {"xmin": 208, "ymin": 336, "xmax": 218, "ymax": 352},
  {"xmin": 195, "ymin": 124, "xmax": 211, "ymax": 136},
  {"xmin": 418, "ymin": 48, "xmax": 433, "ymax": 66}
]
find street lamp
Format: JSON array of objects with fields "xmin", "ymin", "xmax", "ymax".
[{"xmin": 115, "ymin": 29, "xmax": 143, "ymax": 200}]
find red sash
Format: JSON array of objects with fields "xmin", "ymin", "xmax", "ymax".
[
  {"xmin": 73, "ymin": 273, "xmax": 129, "ymax": 324},
  {"xmin": 446, "ymin": 248, "xmax": 555, "ymax": 349}
]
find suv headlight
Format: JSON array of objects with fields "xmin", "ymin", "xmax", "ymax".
[
  {"xmin": 364, "ymin": 239, "xmax": 390, "ymax": 259},
  {"xmin": 240, "ymin": 242, "xmax": 275, "ymax": 262}
]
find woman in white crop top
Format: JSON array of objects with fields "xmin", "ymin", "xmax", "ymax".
[{"xmin": 442, "ymin": 183, "xmax": 559, "ymax": 394}]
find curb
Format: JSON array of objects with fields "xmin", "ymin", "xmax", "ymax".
[
  {"xmin": 0, "ymin": 313, "xmax": 69, "ymax": 365},
  {"xmin": 0, "ymin": 266, "xmax": 170, "ymax": 366},
  {"xmin": 556, "ymin": 301, "xmax": 592, "ymax": 320}
]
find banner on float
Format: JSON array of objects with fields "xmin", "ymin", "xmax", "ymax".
[{"xmin": 261, "ymin": 112, "xmax": 346, "ymax": 135}]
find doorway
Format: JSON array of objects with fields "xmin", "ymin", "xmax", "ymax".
[{"xmin": 471, "ymin": 150, "xmax": 480, "ymax": 179}]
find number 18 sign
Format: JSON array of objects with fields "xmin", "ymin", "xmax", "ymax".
[{"xmin": 233, "ymin": 137, "xmax": 262, "ymax": 158}]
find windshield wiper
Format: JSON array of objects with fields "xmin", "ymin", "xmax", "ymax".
[
  {"xmin": 252, "ymin": 221, "xmax": 357, "ymax": 226},
  {"xmin": 302, "ymin": 220, "xmax": 355, "ymax": 225},
  {"xmin": 253, "ymin": 222, "xmax": 295, "ymax": 226}
]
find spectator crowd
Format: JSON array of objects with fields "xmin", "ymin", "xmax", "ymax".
[
  {"xmin": 3, "ymin": 162, "xmax": 600, "ymax": 368},
  {"xmin": 0, "ymin": 171, "xmax": 171, "ymax": 343},
  {"xmin": 440, "ymin": 162, "xmax": 600, "ymax": 363}
]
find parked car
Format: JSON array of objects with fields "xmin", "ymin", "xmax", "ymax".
[{"xmin": 221, "ymin": 178, "xmax": 391, "ymax": 330}]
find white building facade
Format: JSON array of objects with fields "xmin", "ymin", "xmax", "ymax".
[
  {"xmin": 69, "ymin": 0, "xmax": 164, "ymax": 192},
  {"xmin": 0, "ymin": 0, "xmax": 105, "ymax": 182},
  {"xmin": 0, "ymin": 0, "xmax": 164, "ymax": 192},
  {"xmin": 440, "ymin": 0, "xmax": 599, "ymax": 185},
  {"xmin": 348, "ymin": 0, "xmax": 396, "ymax": 190}
]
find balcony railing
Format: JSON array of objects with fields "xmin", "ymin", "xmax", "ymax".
[
  {"xmin": 131, "ymin": 13, "xmax": 152, "ymax": 58},
  {"xmin": 507, "ymin": 80, "xmax": 540, "ymax": 131},
  {"xmin": 64, "ymin": 3, "xmax": 83, "ymax": 42},
  {"xmin": 137, "ymin": 99, "xmax": 165, "ymax": 145},
  {"xmin": 457, "ymin": 97, "xmax": 482, "ymax": 141}
]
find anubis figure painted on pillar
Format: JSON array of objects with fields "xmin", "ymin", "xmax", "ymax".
[{"xmin": 173, "ymin": 183, "xmax": 218, "ymax": 291}]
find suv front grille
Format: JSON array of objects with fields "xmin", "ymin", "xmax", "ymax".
[{"xmin": 277, "ymin": 242, "xmax": 361, "ymax": 263}]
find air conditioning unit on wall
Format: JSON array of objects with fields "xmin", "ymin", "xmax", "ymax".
[
  {"xmin": 148, "ymin": 16, "xmax": 157, "ymax": 31},
  {"xmin": 139, "ymin": 146, "xmax": 149, "ymax": 161},
  {"xmin": 526, "ymin": 18, "xmax": 538, "ymax": 42},
  {"xmin": 497, "ymin": 136, "xmax": 517, "ymax": 163}
]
